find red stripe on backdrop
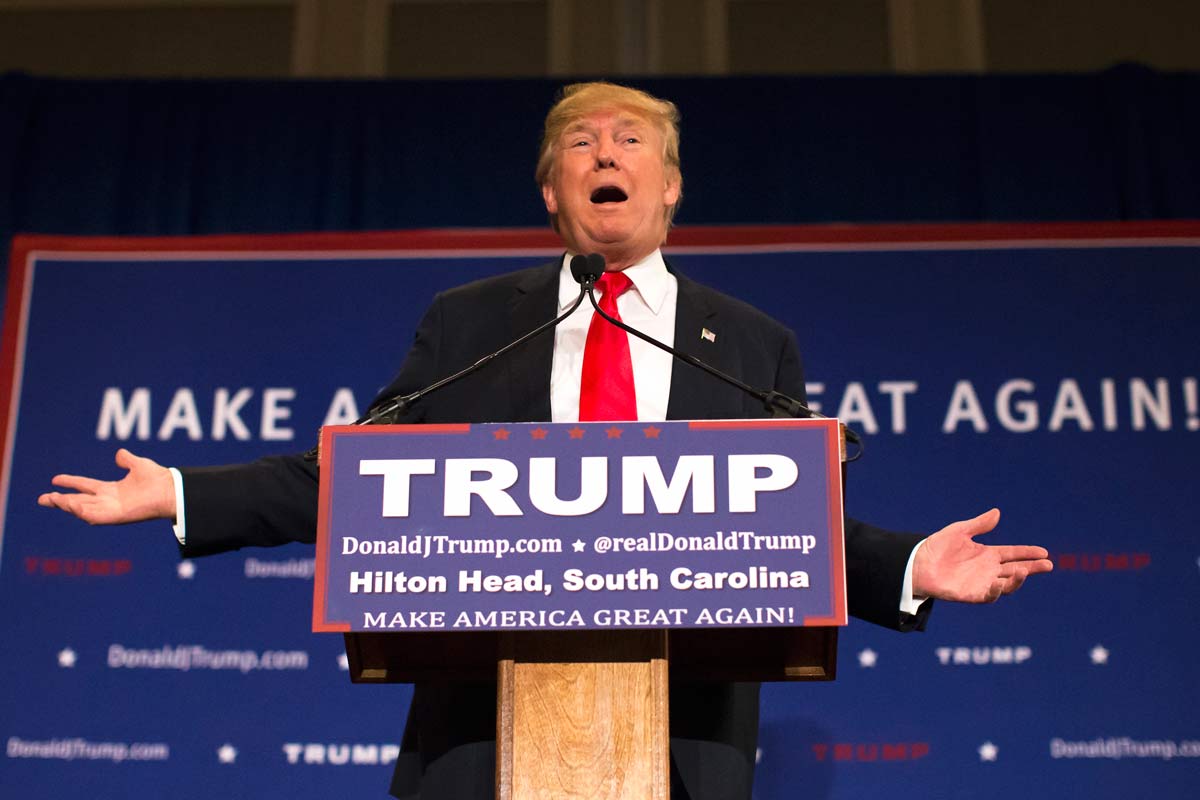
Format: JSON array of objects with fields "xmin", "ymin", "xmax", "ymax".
[{"xmin": 8, "ymin": 219, "xmax": 1200, "ymax": 261}]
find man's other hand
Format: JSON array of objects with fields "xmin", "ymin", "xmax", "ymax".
[
  {"xmin": 38, "ymin": 448, "xmax": 176, "ymax": 525},
  {"xmin": 912, "ymin": 508, "xmax": 1053, "ymax": 603}
]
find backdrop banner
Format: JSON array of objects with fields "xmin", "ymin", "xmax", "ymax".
[{"xmin": 1, "ymin": 222, "xmax": 1197, "ymax": 799}]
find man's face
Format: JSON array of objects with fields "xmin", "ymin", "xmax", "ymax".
[{"xmin": 541, "ymin": 110, "xmax": 681, "ymax": 269}]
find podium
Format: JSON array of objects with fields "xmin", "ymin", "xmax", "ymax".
[{"xmin": 315, "ymin": 420, "xmax": 846, "ymax": 799}]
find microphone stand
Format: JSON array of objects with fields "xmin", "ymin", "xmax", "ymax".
[
  {"xmin": 303, "ymin": 251, "xmax": 861, "ymax": 460},
  {"xmin": 302, "ymin": 262, "xmax": 595, "ymax": 462},
  {"xmin": 583, "ymin": 267, "xmax": 863, "ymax": 454}
]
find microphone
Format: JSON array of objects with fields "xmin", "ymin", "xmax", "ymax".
[
  {"xmin": 570, "ymin": 252, "xmax": 604, "ymax": 288},
  {"xmin": 579, "ymin": 253, "xmax": 861, "ymax": 449},
  {"xmin": 301, "ymin": 258, "xmax": 596, "ymax": 461}
]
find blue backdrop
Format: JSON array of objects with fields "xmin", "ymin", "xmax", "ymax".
[{"xmin": 1, "ymin": 226, "xmax": 1197, "ymax": 798}]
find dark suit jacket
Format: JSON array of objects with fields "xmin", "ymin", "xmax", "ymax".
[{"xmin": 179, "ymin": 260, "xmax": 928, "ymax": 800}]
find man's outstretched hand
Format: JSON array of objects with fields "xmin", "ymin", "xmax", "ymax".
[
  {"xmin": 912, "ymin": 508, "xmax": 1052, "ymax": 603},
  {"xmin": 38, "ymin": 448, "xmax": 176, "ymax": 525}
]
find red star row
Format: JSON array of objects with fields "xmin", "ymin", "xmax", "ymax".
[{"xmin": 491, "ymin": 425, "xmax": 662, "ymax": 441}]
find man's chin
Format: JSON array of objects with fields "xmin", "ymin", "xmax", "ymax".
[
  {"xmin": 565, "ymin": 225, "xmax": 632, "ymax": 252},
  {"xmin": 560, "ymin": 218, "xmax": 663, "ymax": 262}
]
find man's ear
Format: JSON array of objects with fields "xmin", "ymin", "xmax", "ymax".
[
  {"xmin": 662, "ymin": 174, "xmax": 681, "ymax": 207},
  {"xmin": 541, "ymin": 182, "xmax": 558, "ymax": 214}
]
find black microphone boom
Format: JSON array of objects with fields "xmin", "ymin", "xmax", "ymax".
[
  {"xmin": 375, "ymin": 253, "xmax": 599, "ymax": 429},
  {"xmin": 304, "ymin": 251, "xmax": 860, "ymax": 462},
  {"xmin": 301, "ymin": 263, "xmax": 592, "ymax": 461},
  {"xmin": 579, "ymin": 253, "xmax": 861, "ymax": 448}
]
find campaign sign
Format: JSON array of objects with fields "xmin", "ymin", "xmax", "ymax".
[{"xmin": 313, "ymin": 419, "xmax": 846, "ymax": 633}]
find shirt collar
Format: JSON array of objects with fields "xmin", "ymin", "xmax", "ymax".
[{"xmin": 557, "ymin": 249, "xmax": 670, "ymax": 314}]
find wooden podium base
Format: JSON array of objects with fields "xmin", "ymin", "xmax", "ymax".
[
  {"xmin": 496, "ymin": 631, "xmax": 669, "ymax": 800},
  {"xmin": 345, "ymin": 627, "xmax": 835, "ymax": 798},
  {"xmin": 344, "ymin": 626, "xmax": 835, "ymax": 798}
]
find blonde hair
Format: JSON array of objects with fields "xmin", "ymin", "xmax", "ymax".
[{"xmin": 536, "ymin": 82, "xmax": 682, "ymax": 230}]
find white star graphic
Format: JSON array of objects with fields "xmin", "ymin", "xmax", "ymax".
[
  {"xmin": 217, "ymin": 744, "xmax": 238, "ymax": 764},
  {"xmin": 58, "ymin": 647, "xmax": 77, "ymax": 668},
  {"xmin": 177, "ymin": 560, "xmax": 196, "ymax": 579},
  {"xmin": 337, "ymin": 653, "xmax": 349, "ymax": 671},
  {"xmin": 755, "ymin": 746, "xmax": 763, "ymax": 765},
  {"xmin": 572, "ymin": 539, "xmax": 586, "ymax": 553},
  {"xmin": 978, "ymin": 741, "xmax": 998, "ymax": 762},
  {"xmin": 1090, "ymin": 645, "xmax": 1109, "ymax": 665},
  {"xmin": 857, "ymin": 648, "xmax": 878, "ymax": 668}
]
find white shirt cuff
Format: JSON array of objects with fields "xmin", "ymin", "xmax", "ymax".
[
  {"xmin": 899, "ymin": 538, "xmax": 928, "ymax": 615},
  {"xmin": 169, "ymin": 467, "xmax": 187, "ymax": 545}
]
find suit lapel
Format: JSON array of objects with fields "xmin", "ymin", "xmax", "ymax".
[
  {"xmin": 666, "ymin": 270, "xmax": 724, "ymax": 420},
  {"xmin": 504, "ymin": 260, "xmax": 560, "ymax": 422}
]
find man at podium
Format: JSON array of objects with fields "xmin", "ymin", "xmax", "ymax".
[{"xmin": 40, "ymin": 81, "xmax": 1052, "ymax": 800}]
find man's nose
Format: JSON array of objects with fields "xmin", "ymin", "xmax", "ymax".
[{"xmin": 594, "ymin": 140, "xmax": 617, "ymax": 168}]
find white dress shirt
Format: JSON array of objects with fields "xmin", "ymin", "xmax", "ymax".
[{"xmin": 551, "ymin": 250, "xmax": 676, "ymax": 423}]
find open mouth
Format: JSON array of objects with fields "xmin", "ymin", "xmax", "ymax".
[{"xmin": 590, "ymin": 186, "xmax": 628, "ymax": 204}]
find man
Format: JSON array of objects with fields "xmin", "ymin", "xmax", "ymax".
[{"xmin": 40, "ymin": 82, "xmax": 1052, "ymax": 799}]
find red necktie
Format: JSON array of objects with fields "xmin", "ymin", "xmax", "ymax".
[{"xmin": 579, "ymin": 271, "xmax": 637, "ymax": 421}]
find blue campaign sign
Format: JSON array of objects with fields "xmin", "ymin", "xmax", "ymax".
[{"xmin": 313, "ymin": 420, "xmax": 846, "ymax": 633}]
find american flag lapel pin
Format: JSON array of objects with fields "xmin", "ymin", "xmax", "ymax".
[{"xmin": 701, "ymin": 327, "xmax": 716, "ymax": 343}]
